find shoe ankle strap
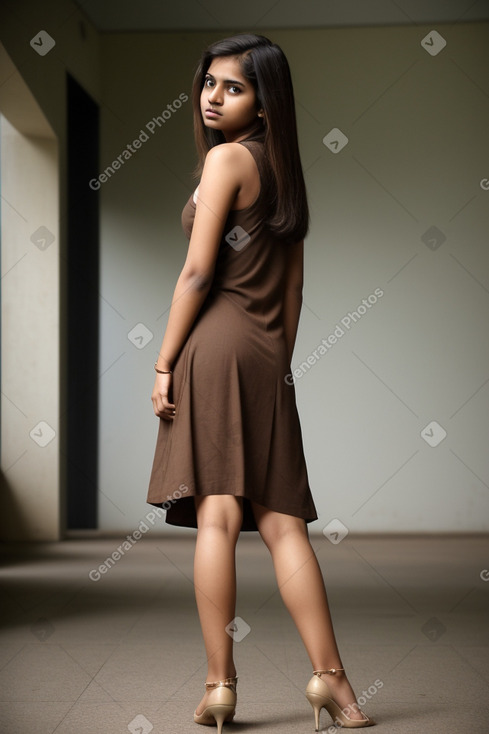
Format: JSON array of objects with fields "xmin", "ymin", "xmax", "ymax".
[
  {"xmin": 205, "ymin": 676, "xmax": 238, "ymax": 692},
  {"xmin": 313, "ymin": 668, "xmax": 345, "ymax": 677}
]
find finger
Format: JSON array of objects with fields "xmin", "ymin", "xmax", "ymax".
[
  {"xmin": 160, "ymin": 404, "xmax": 176, "ymax": 420},
  {"xmin": 160, "ymin": 396, "xmax": 176, "ymax": 411},
  {"xmin": 153, "ymin": 399, "xmax": 176, "ymax": 420},
  {"xmin": 152, "ymin": 398, "xmax": 167, "ymax": 418}
]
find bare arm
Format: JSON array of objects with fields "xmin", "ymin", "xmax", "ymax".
[
  {"xmin": 151, "ymin": 144, "xmax": 243, "ymax": 419},
  {"xmin": 283, "ymin": 239, "xmax": 304, "ymax": 365}
]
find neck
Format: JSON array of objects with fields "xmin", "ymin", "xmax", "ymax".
[{"xmin": 224, "ymin": 120, "xmax": 264, "ymax": 144}]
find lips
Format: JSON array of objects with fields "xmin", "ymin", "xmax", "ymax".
[{"xmin": 205, "ymin": 108, "xmax": 222, "ymax": 116}]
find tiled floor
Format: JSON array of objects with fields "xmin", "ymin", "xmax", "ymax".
[{"xmin": 0, "ymin": 533, "xmax": 488, "ymax": 733}]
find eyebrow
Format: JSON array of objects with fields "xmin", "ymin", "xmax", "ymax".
[{"xmin": 205, "ymin": 73, "xmax": 245, "ymax": 87}]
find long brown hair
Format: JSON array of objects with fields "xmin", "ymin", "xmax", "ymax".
[{"xmin": 192, "ymin": 34, "xmax": 309, "ymax": 244}]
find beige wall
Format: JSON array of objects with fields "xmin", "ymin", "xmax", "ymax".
[
  {"xmin": 0, "ymin": 115, "xmax": 59, "ymax": 539},
  {"xmin": 0, "ymin": 1, "xmax": 100, "ymax": 540}
]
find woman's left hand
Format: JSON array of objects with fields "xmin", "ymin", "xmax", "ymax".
[{"xmin": 151, "ymin": 373, "xmax": 176, "ymax": 421}]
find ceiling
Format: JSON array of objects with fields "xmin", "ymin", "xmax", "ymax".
[{"xmin": 73, "ymin": 0, "xmax": 489, "ymax": 32}]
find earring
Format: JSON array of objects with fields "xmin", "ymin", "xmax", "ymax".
[{"xmin": 257, "ymin": 110, "xmax": 264, "ymax": 118}]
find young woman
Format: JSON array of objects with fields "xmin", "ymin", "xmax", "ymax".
[{"xmin": 147, "ymin": 34, "xmax": 375, "ymax": 732}]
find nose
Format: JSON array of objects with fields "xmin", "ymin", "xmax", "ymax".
[{"xmin": 207, "ymin": 83, "xmax": 223, "ymax": 105}]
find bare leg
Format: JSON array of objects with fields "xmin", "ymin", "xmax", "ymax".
[
  {"xmin": 193, "ymin": 495, "xmax": 242, "ymax": 716},
  {"xmin": 251, "ymin": 501, "xmax": 367, "ymax": 720}
]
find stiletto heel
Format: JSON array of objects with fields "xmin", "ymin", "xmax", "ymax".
[
  {"xmin": 194, "ymin": 676, "xmax": 237, "ymax": 734},
  {"xmin": 306, "ymin": 691, "xmax": 325, "ymax": 731},
  {"xmin": 305, "ymin": 669, "xmax": 375, "ymax": 729},
  {"xmin": 211, "ymin": 707, "xmax": 234, "ymax": 734}
]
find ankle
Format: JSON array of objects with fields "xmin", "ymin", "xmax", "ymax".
[
  {"xmin": 313, "ymin": 667, "xmax": 345, "ymax": 677},
  {"xmin": 206, "ymin": 671, "xmax": 237, "ymax": 682}
]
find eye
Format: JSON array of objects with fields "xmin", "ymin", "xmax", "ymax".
[
  {"xmin": 204, "ymin": 77, "xmax": 214, "ymax": 88},
  {"xmin": 228, "ymin": 85, "xmax": 241, "ymax": 94}
]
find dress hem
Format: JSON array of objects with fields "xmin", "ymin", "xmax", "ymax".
[{"xmin": 146, "ymin": 493, "xmax": 318, "ymax": 533}]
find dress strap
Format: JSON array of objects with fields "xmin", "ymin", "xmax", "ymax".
[{"xmin": 236, "ymin": 139, "xmax": 270, "ymax": 207}]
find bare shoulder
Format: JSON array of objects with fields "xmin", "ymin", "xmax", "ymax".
[
  {"xmin": 201, "ymin": 143, "xmax": 253, "ymax": 195},
  {"xmin": 203, "ymin": 142, "xmax": 251, "ymax": 172}
]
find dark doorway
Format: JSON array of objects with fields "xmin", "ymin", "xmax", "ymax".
[{"xmin": 66, "ymin": 73, "xmax": 99, "ymax": 528}]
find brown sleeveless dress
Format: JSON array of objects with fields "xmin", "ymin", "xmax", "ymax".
[{"xmin": 146, "ymin": 139, "xmax": 318, "ymax": 531}]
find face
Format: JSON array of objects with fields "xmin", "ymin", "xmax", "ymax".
[{"xmin": 200, "ymin": 56, "xmax": 263, "ymax": 142}]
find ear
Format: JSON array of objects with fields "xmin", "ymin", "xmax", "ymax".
[{"xmin": 257, "ymin": 109, "xmax": 265, "ymax": 118}]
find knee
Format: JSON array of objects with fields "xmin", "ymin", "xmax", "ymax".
[
  {"xmin": 263, "ymin": 523, "xmax": 307, "ymax": 551},
  {"xmin": 195, "ymin": 495, "xmax": 242, "ymax": 539},
  {"xmin": 252, "ymin": 504, "xmax": 307, "ymax": 550}
]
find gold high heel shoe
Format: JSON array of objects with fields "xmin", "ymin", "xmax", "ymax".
[
  {"xmin": 193, "ymin": 676, "xmax": 238, "ymax": 734},
  {"xmin": 305, "ymin": 668, "xmax": 375, "ymax": 729}
]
